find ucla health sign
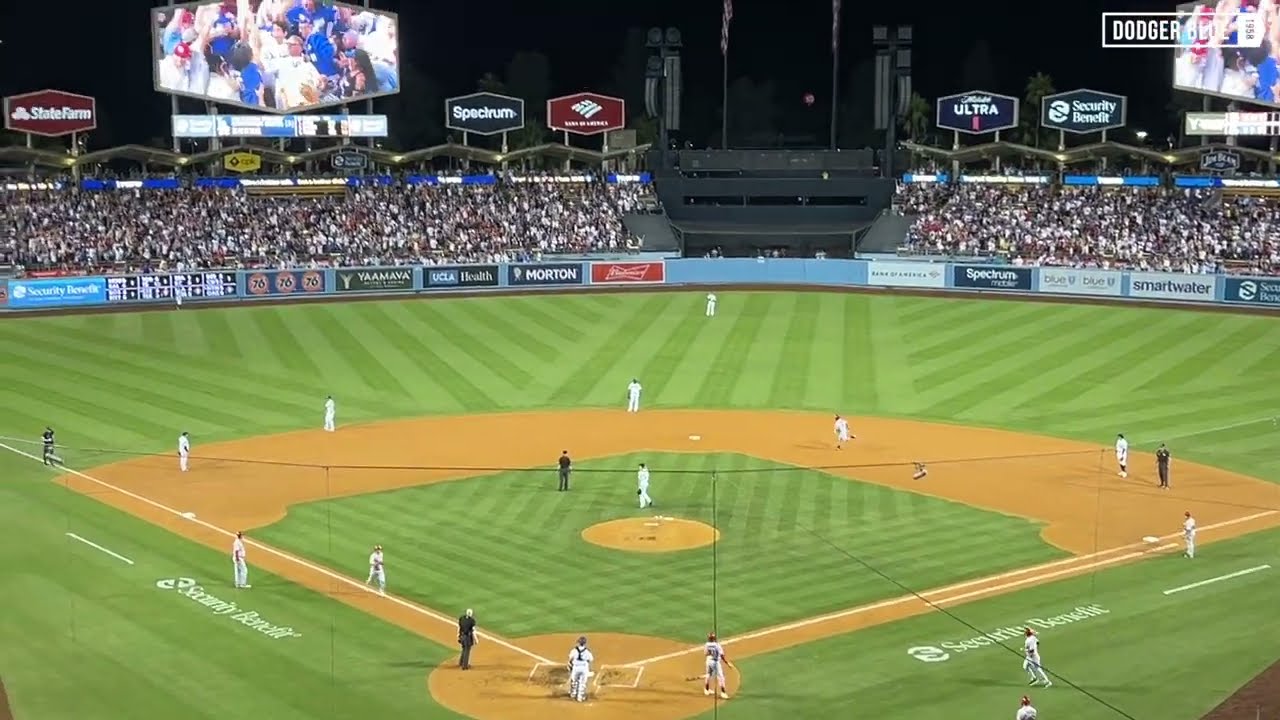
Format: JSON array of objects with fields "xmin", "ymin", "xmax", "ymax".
[
  {"xmin": 1224, "ymin": 277, "xmax": 1280, "ymax": 305},
  {"xmin": 8, "ymin": 277, "xmax": 107, "ymax": 308},
  {"xmin": 1128, "ymin": 272, "xmax": 1216, "ymax": 301},
  {"xmin": 952, "ymin": 266, "xmax": 1032, "ymax": 291},
  {"xmin": 1038, "ymin": 268, "xmax": 1122, "ymax": 297}
]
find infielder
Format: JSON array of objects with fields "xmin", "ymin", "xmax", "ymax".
[
  {"xmin": 1017, "ymin": 695, "xmax": 1037, "ymax": 720},
  {"xmin": 1022, "ymin": 628, "xmax": 1052, "ymax": 687},
  {"xmin": 178, "ymin": 431, "xmax": 191, "ymax": 472},
  {"xmin": 703, "ymin": 633, "xmax": 732, "ymax": 699},
  {"xmin": 626, "ymin": 378, "xmax": 643, "ymax": 413},
  {"xmin": 567, "ymin": 635, "xmax": 594, "ymax": 703},
  {"xmin": 1183, "ymin": 511, "xmax": 1197, "ymax": 558},
  {"xmin": 367, "ymin": 544, "xmax": 386, "ymax": 595},
  {"xmin": 1115, "ymin": 433, "xmax": 1128, "ymax": 478},
  {"xmin": 232, "ymin": 531, "xmax": 251, "ymax": 588},
  {"xmin": 834, "ymin": 415, "xmax": 853, "ymax": 449},
  {"xmin": 637, "ymin": 463, "xmax": 653, "ymax": 509},
  {"xmin": 41, "ymin": 426, "xmax": 61, "ymax": 466},
  {"xmin": 324, "ymin": 395, "xmax": 336, "ymax": 432},
  {"xmin": 705, "ymin": 293, "xmax": 717, "ymax": 317}
]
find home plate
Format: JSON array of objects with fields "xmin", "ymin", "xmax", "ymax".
[
  {"xmin": 181, "ymin": 512, "xmax": 197, "ymax": 520},
  {"xmin": 689, "ymin": 435, "xmax": 701, "ymax": 441},
  {"xmin": 1142, "ymin": 535, "xmax": 1160, "ymax": 544}
]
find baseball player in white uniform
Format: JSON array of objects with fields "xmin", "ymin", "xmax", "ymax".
[
  {"xmin": 705, "ymin": 293, "xmax": 717, "ymax": 317},
  {"xmin": 1017, "ymin": 695, "xmax": 1037, "ymax": 720},
  {"xmin": 567, "ymin": 636, "xmax": 594, "ymax": 702},
  {"xmin": 324, "ymin": 395, "xmax": 336, "ymax": 432},
  {"xmin": 637, "ymin": 463, "xmax": 653, "ymax": 509},
  {"xmin": 1183, "ymin": 511, "xmax": 1197, "ymax": 558},
  {"xmin": 178, "ymin": 431, "xmax": 191, "ymax": 472},
  {"xmin": 367, "ymin": 544, "xmax": 386, "ymax": 595},
  {"xmin": 1115, "ymin": 433, "xmax": 1129, "ymax": 478},
  {"xmin": 1023, "ymin": 628, "xmax": 1052, "ymax": 686},
  {"xmin": 232, "ymin": 531, "xmax": 251, "ymax": 588},
  {"xmin": 703, "ymin": 633, "xmax": 732, "ymax": 699},
  {"xmin": 626, "ymin": 379, "xmax": 643, "ymax": 413},
  {"xmin": 834, "ymin": 415, "xmax": 853, "ymax": 449}
]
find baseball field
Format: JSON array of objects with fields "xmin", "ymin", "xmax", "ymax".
[{"xmin": 1, "ymin": 289, "xmax": 1279, "ymax": 720}]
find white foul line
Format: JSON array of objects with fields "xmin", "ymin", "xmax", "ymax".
[
  {"xmin": 1163, "ymin": 564, "xmax": 1272, "ymax": 596},
  {"xmin": 1154, "ymin": 417, "xmax": 1277, "ymax": 444},
  {"xmin": 65, "ymin": 532, "xmax": 135, "ymax": 565},
  {"xmin": 1, "ymin": 442, "xmax": 555, "ymax": 666},
  {"xmin": 620, "ymin": 509, "xmax": 1277, "ymax": 668}
]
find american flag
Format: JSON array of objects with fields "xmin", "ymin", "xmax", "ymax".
[
  {"xmin": 832, "ymin": 0, "xmax": 841, "ymax": 54},
  {"xmin": 721, "ymin": 0, "xmax": 733, "ymax": 56}
]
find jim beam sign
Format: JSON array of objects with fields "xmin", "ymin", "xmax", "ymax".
[{"xmin": 1200, "ymin": 149, "xmax": 1241, "ymax": 175}]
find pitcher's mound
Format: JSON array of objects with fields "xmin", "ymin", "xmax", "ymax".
[{"xmin": 582, "ymin": 517, "xmax": 720, "ymax": 553}]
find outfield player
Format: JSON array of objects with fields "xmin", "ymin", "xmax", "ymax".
[
  {"xmin": 834, "ymin": 415, "xmax": 853, "ymax": 449},
  {"xmin": 627, "ymin": 379, "xmax": 643, "ymax": 413},
  {"xmin": 324, "ymin": 395, "xmax": 336, "ymax": 432},
  {"xmin": 367, "ymin": 544, "xmax": 386, "ymax": 595},
  {"xmin": 704, "ymin": 633, "xmax": 732, "ymax": 699},
  {"xmin": 567, "ymin": 636, "xmax": 594, "ymax": 703},
  {"xmin": 637, "ymin": 463, "xmax": 653, "ymax": 509},
  {"xmin": 178, "ymin": 431, "xmax": 191, "ymax": 472},
  {"xmin": 41, "ymin": 426, "xmax": 60, "ymax": 466},
  {"xmin": 1184, "ymin": 511, "xmax": 1197, "ymax": 558},
  {"xmin": 1017, "ymin": 695, "xmax": 1037, "ymax": 720},
  {"xmin": 1115, "ymin": 433, "xmax": 1129, "ymax": 478},
  {"xmin": 232, "ymin": 531, "xmax": 251, "ymax": 588},
  {"xmin": 705, "ymin": 293, "xmax": 717, "ymax": 317},
  {"xmin": 1023, "ymin": 628, "xmax": 1052, "ymax": 687}
]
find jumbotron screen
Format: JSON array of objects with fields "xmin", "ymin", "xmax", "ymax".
[
  {"xmin": 152, "ymin": 0, "xmax": 400, "ymax": 113},
  {"xmin": 1172, "ymin": 1, "xmax": 1280, "ymax": 108}
]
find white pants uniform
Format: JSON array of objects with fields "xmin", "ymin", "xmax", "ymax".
[
  {"xmin": 706, "ymin": 299, "xmax": 716, "ymax": 316},
  {"xmin": 179, "ymin": 450, "xmax": 189, "ymax": 472},
  {"xmin": 705, "ymin": 658, "xmax": 726, "ymax": 685},
  {"xmin": 1023, "ymin": 653, "xmax": 1050, "ymax": 684},
  {"xmin": 1185, "ymin": 530, "xmax": 1196, "ymax": 558},
  {"xmin": 324, "ymin": 411, "xmax": 335, "ymax": 432},
  {"xmin": 837, "ymin": 428, "xmax": 850, "ymax": 443},
  {"xmin": 567, "ymin": 646, "xmax": 594, "ymax": 702},
  {"xmin": 234, "ymin": 559, "xmax": 249, "ymax": 587},
  {"xmin": 627, "ymin": 392, "xmax": 641, "ymax": 413},
  {"xmin": 639, "ymin": 483, "xmax": 652, "ymax": 508},
  {"xmin": 368, "ymin": 567, "xmax": 385, "ymax": 589}
]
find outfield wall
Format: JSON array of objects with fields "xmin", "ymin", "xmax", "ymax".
[{"xmin": 2, "ymin": 260, "xmax": 1279, "ymax": 313}]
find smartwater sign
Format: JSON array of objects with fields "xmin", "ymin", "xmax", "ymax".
[
  {"xmin": 952, "ymin": 266, "xmax": 1032, "ymax": 291},
  {"xmin": 1128, "ymin": 272, "xmax": 1216, "ymax": 302},
  {"xmin": 1223, "ymin": 278, "xmax": 1280, "ymax": 306},
  {"xmin": 1038, "ymin": 268, "xmax": 1122, "ymax": 297},
  {"xmin": 8, "ymin": 277, "xmax": 107, "ymax": 308},
  {"xmin": 508, "ymin": 264, "xmax": 584, "ymax": 286},
  {"xmin": 866, "ymin": 262, "xmax": 946, "ymax": 288}
]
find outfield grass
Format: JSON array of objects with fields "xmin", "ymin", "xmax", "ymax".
[
  {"xmin": 2, "ymin": 291, "xmax": 1279, "ymax": 720},
  {"xmin": 255, "ymin": 452, "xmax": 1064, "ymax": 639}
]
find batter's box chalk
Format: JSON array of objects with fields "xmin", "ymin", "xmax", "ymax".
[{"xmin": 596, "ymin": 666, "xmax": 643, "ymax": 688}]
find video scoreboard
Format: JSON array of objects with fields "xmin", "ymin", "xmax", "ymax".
[
  {"xmin": 105, "ymin": 272, "xmax": 239, "ymax": 301},
  {"xmin": 171, "ymin": 114, "xmax": 389, "ymax": 138},
  {"xmin": 1185, "ymin": 112, "xmax": 1280, "ymax": 136}
]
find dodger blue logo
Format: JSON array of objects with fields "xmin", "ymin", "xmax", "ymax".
[{"xmin": 8, "ymin": 277, "xmax": 108, "ymax": 308}]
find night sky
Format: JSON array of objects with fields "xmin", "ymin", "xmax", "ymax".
[{"xmin": 0, "ymin": 0, "xmax": 1199, "ymax": 149}]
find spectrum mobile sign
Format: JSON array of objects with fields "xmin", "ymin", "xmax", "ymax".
[
  {"xmin": 4, "ymin": 89, "xmax": 97, "ymax": 137},
  {"xmin": 445, "ymin": 92, "xmax": 525, "ymax": 135}
]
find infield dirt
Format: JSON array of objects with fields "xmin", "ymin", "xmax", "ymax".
[{"xmin": 53, "ymin": 410, "xmax": 1280, "ymax": 720}]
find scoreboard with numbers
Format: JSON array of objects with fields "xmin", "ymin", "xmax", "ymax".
[{"xmin": 105, "ymin": 272, "xmax": 239, "ymax": 302}]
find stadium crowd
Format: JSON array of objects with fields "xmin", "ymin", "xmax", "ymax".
[
  {"xmin": 1, "ymin": 180, "xmax": 654, "ymax": 272},
  {"xmin": 897, "ymin": 182, "xmax": 1280, "ymax": 275}
]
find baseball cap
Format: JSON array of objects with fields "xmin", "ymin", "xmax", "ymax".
[{"xmin": 173, "ymin": 42, "xmax": 192, "ymax": 59}]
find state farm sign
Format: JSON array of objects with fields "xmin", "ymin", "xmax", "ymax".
[
  {"xmin": 547, "ymin": 92, "xmax": 625, "ymax": 136},
  {"xmin": 4, "ymin": 89, "xmax": 97, "ymax": 137}
]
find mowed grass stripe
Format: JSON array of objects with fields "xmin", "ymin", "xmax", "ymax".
[
  {"xmin": 1133, "ymin": 321, "xmax": 1266, "ymax": 392},
  {"xmin": 633, "ymin": 303, "xmax": 714, "ymax": 404},
  {"xmin": 764, "ymin": 293, "xmax": 821, "ymax": 407},
  {"xmin": 371, "ymin": 304, "xmax": 499, "ymax": 411},
  {"xmin": 693, "ymin": 294, "xmax": 774, "ymax": 407},
  {"xmin": 247, "ymin": 307, "xmax": 327, "ymax": 378},
  {"xmin": 408, "ymin": 302, "xmax": 535, "ymax": 392},
  {"xmin": 340, "ymin": 303, "xmax": 462, "ymax": 410},
  {"xmin": 496, "ymin": 296, "xmax": 595, "ymax": 345},
  {"xmin": 453, "ymin": 300, "xmax": 563, "ymax": 363},
  {"xmin": 904, "ymin": 302, "xmax": 1035, "ymax": 363},
  {"xmin": 550, "ymin": 294, "xmax": 676, "ymax": 407},
  {"xmin": 729, "ymin": 293, "xmax": 801, "ymax": 407},
  {"xmin": 841, "ymin": 296, "xmax": 879, "ymax": 410},
  {"xmin": 303, "ymin": 305, "xmax": 415, "ymax": 396}
]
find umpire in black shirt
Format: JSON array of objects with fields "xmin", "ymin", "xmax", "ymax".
[
  {"xmin": 42, "ymin": 427, "xmax": 57, "ymax": 466},
  {"xmin": 558, "ymin": 450, "xmax": 572, "ymax": 491},
  {"xmin": 457, "ymin": 608, "xmax": 477, "ymax": 669},
  {"xmin": 1156, "ymin": 443, "xmax": 1171, "ymax": 489}
]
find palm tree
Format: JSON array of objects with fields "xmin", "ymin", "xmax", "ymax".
[
  {"xmin": 903, "ymin": 92, "xmax": 930, "ymax": 143},
  {"xmin": 1022, "ymin": 72, "xmax": 1056, "ymax": 149},
  {"xmin": 477, "ymin": 72, "xmax": 505, "ymax": 94}
]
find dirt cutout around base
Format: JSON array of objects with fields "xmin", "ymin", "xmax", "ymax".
[
  {"xmin": 1202, "ymin": 657, "xmax": 1280, "ymax": 720},
  {"xmin": 0, "ymin": 678, "xmax": 13, "ymax": 720},
  {"xmin": 582, "ymin": 518, "xmax": 720, "ymax": 553},
  {"xmin": 429, "ymin": 633, "xmax": 739, "ymax": 720},
  {"xmin": 59, "ymin": 410, "xmax": 1280, "ymax": 720}
]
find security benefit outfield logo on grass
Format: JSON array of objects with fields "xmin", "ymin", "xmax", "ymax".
[
  {"xmin": 508, "ymin": 263, "xmax": 585, "ymax": 286},
  {"xmin": 154, "ymin": 578, "xmax": 302, "ymax": 641},
  {"xmin": 335, "ymin": 268, "xmax": 414, "ymax": 293},
  {"xmin": 1038, "ymin": 268, "xmax": 1121, "ymax": 297},
  {"xmin": 424, "ymin": 265, "xmax": 500, "ymax": 288},
  {"xmin": 1224, "ymin": 277, "xmax": 1280, "ymax": 305},
  {"xmin": 866, "ymin": 261, "xmax": 946, "ymax": 288},
  {"xmin": 951, "ymin": 265, "xmax": 1033, "ymax": 291},
  {"xmin": 1127, "ymin": 272, "xmax": 1216, "ymax": 302},
  {"xmin": 906, "ymin": 604, "xmax": 1109, "ymax": 663}
]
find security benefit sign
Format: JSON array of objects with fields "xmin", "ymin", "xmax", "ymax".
[
  {"xmin": 1040, "ymin": 89, "xmax": 1127, "ymax": 134},
  {"xmin": 335, "ymin": 268, "xmax": 414, "ymax": 293},
  {"xmin": 507, "ymin": 263, "xmax": 584, "ymax": 286},
  {"xmin": 245, "ymin": 270, "xmax": 326, "ymax": 296},
  {"xmin": 1224, "ymin": 277, "xmax": 1280, "ymax": 306},
  {"xmin": 936, "ymin": 91, "xmax": 1019, "ymax": 135},
  {"xmin": 952, "ymin": 265, "xmax": 1032, "ymax": 291}
]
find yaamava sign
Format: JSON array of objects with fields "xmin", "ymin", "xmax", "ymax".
[{"xmin": 155, "ymin": 577, "xmax": 303, "ymax": 640}]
